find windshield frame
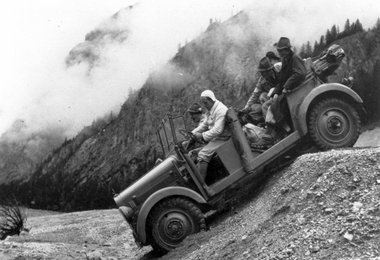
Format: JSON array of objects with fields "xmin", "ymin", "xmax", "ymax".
[{"xmin": 156, "ymin": 113, "xmax": 187, "ymax": 157}]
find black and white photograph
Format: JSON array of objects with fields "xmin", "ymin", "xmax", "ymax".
[{"xmin": 0, "ymin": 0, "xmax": 379, "ymax": 259}]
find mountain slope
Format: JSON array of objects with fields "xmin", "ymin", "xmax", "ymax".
[{"xmin": 0, "ymin": 12, "xmax": 380, "ymax": 211}]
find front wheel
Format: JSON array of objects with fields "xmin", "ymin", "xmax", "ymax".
[
  {"xmin": 307, "ymin": 98, "xmax": 361, "ymax": 150},
  {"xmin": 148, "ymin": 197, "xmax": 206, "ymax": 253}
]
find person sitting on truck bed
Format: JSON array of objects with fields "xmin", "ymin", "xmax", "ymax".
[
  {"xmin": 252, "ymin": 37, "xmax": 307, "ymax": 149},
  {"xmin": 192, "ymin": 90, "xmax": 230, "ymax": 182},
  {"xmin": 241, "ymin": 55, "xmax": 281, "ymax": 123}
]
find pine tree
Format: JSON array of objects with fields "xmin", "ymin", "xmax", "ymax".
[
  {"xmin": 344, "ymin": 19, "xmax": 350, "ymax": 33},
  {"xmin": 343, "ymin": 19, "xmax": 351, "ymax": 35},
  {"xmin": 376, "ymin": 18, "xmax": 380, "ymax": 30},
  {"xmin": 354, "ymin": 19, "xmax": 363, "ymax": 32},
  {"xmin": 350, "ymin": 21, "xmax": 356, "ymax": 34},
  {"xmin": 312, "ymin": 41, "xmax": 319, "ymax": 56},
  {"xmin": 305, "ymin": 41, "xmax": 312, "ymax": 57},
  {"xmin": 319, "ymin": 35, "xmax": 325, "ymax": 47},
  {"xmin": 325, "ymin": 29, "xmax": 333, "ymax": 45},
  {"xmin": 330, "ymin": 25, "xmax": 338, "ymax": 41},
  {"xmin": 299, "ymin": 44, "xmax": 306, "ymax": 58}
]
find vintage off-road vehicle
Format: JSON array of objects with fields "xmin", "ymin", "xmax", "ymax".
[{"xmin": 114, "ymin": 45, "xmax": 364, "ymax": 252}]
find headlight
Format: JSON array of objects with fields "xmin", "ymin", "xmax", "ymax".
[{"xmin": 119, "ymin": 206, "xmax": 134, "ymax": 221}]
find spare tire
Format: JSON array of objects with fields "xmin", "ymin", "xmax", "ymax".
[{"xmin": 307, "ymin": 98, "xmax": 361, "ymax": 150}]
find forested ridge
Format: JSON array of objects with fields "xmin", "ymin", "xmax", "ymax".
[{"xmin": 0, "ymin": 12, "xmax": 379, "ymax": 211}]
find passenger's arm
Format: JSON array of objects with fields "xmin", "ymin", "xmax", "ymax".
[
  {"xmin": 244, "ymin": 81, "xmax": 262, "ymax": 109},
  {"xmin": 244, "ymin": 91, "xmax": 260, "ymax": 110},
  {"xmin": 191, "ymin": 120, "xmax": 208, "ymax": 134}
]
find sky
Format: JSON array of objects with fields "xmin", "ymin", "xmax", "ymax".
[{"xmin": 0, "ymin": 0, "xmax": 380, "ymax": 137}]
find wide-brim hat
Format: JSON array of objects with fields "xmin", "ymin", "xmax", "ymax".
[
  {"xmin": 258, "ymin": 57, "xmax": 274, "ymax": 72},
  {"xmin": 266, "ymin": 51, "xmax": 280, "ymax": 61},
  {"xmin": 274, "ymin": 37, "xmax": 292, "ymax": 50}
]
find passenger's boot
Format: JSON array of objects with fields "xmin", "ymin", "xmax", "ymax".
[{"xmin": 197, "ymin": 161, "xmax": 209, "ymax": 183}]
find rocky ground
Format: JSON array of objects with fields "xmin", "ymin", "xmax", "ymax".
[
  {"xmin": 164, "ymin": 147, "xmax": 380, "ymax": 260},
  {"xmin": 0, "ymin": 147, "xmax": 379, "ymax": 260}
]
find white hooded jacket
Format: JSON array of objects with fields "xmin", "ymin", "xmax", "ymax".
[{"xmin": 192, "ymin": 100, "xmax": 229, "ymax": 142}]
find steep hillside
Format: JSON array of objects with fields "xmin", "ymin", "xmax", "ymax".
[
  {"xmin": 1, "ymin": 12, "xmax": 380, "ymax": 211},
  {"xmin": 0, "ymin": 6, "xmax": 135, "ymax": 188},
  {"xmin": 164, "ymin": 147, "xmax": 380, "ymax": 260},
  {"xmin": 0, "ymin": 11, "xmax": 264, "ymax": 211},
  {"xmin": 0, "ymin": 147, "xmax": 378, "ymax": 259}
]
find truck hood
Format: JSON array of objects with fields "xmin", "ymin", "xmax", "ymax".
[{"xmin": 114, "ymin": 155, "xmax": 178, "ymax": 207}]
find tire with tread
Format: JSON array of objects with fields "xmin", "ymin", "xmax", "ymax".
[
  {"xmin": 307, "ymin": 98, "xmax": 361, "ymax": 150},
  {"xmin": 147, "ymin": 197, "xmax": 206, "ymax": 253}
]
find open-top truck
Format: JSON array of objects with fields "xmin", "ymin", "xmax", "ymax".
[{"xmin": 114, "ymin": 45, "xmax": 364, "ymax": 252}]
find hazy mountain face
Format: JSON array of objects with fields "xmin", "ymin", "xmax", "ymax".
[{"xmin": 0, "ymin": 2, "xmax": 379, "ymax": 210}]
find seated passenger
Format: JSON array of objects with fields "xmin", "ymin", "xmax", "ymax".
[
  {"xmin": 192, "ymin": 90, "xmax": 230, "ymax": 182},
  {"xmin": 187, "ymin": 102, "xmax": 206, "ymax": 126},
  {"xmin": 241, "ymin": 56, "xmax": 281, "ymax": 123},
  {"xmin": 252, "ymin": 37, "xmax": 306, "ymax": 149},
  {"xmin": 186, "ymin": 102, "xmax": 206, "ymax": 161}
]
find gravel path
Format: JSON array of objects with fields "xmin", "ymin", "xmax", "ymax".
[
  {"xmin": 1, "ymin": 147, "xmax": 379, "ymax": 260},
  {"xmin": 164, "ymin": 147, "xmax": 380, "ymax": 260}
]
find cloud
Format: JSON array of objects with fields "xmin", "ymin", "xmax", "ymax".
[
  {"xmin": 1, "ymin": 0, "xmax": 380, "ymax": 139},
  {"xmin": 0, "ymin": 0, "xmax": 254, "ymax": 137}
]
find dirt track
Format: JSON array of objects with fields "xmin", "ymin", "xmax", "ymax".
[
  {"xmin": 0, "ymin": 209, "xmax": 152, "ymax": 259},
  {"xmin": 1, "ymin": 147, "xmax": 379, "ymax": 260}
]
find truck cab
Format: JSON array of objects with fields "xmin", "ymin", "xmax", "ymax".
[{"xmin": 114, "ymin": 45, "xmax": 363, "ymax": 253}]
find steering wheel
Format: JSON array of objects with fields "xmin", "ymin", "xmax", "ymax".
[{"xmin": 179, "ymin": 129, "xmax": 197, "ymax": 142}]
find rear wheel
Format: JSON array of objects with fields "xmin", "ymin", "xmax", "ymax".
[
  {"xmin": 148, "ymin": 197, "xmax": 206, "ymax": 253},
  {"xmin": 308, "ymin": 98, "xmax": 361, "ymax": 150}
]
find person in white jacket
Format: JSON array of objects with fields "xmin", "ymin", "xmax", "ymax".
[{"xmin": 192, "ymin": 90, "xmax": 230, "ymax": 182}]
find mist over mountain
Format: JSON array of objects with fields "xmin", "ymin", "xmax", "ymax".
[
  {"xmin": 0, "ymin": 1, "xmax": 253, "ymax": 187},
  {"xmin": 0, "ymin": 2, "xmax": 380, "ymax": 211},
  {"xmin": 0, "ymin": 10, "xmax": 269, "ymax": 210},
  {"xmin": 65, "ymin": 5, "xmax": 134, "ymax": 70}
]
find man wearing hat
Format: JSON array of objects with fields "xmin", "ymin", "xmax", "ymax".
[
  {"xmin": 186, "ymin": 102, "xmax": 206, "ymax": 162},
  {"xmin": 191, "ymin": 90, "xmax": 230, "ymax": 182},
  {"xmin": 187, "ymin": 102, "xmax": 205, "ymax": 126},
  {"xmin": 242, "ymin": 56, "xmax": 281, "ymax": 121},
  {"xmin": 251, "ymin": 37, "xmax": 306, "ymax": 149},
  {"xmin": 266, "ymin": 51, "xmax": 281, "ymax": 65},
  {"xmin": 269, "ymin": 37, "xmax": 306, "ymax": 125},
  {"xmin": 272, "ymin": 37, "xmax": 306, "ymax": 96}
]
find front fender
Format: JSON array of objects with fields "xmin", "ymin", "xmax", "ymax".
[
  {"xmin": 136, "ymin": 186, "xmax": 207, "ymax": 244},
  {"xmin": 296, "ymin": 83, "xmax": 363, "ymax": 135}
]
